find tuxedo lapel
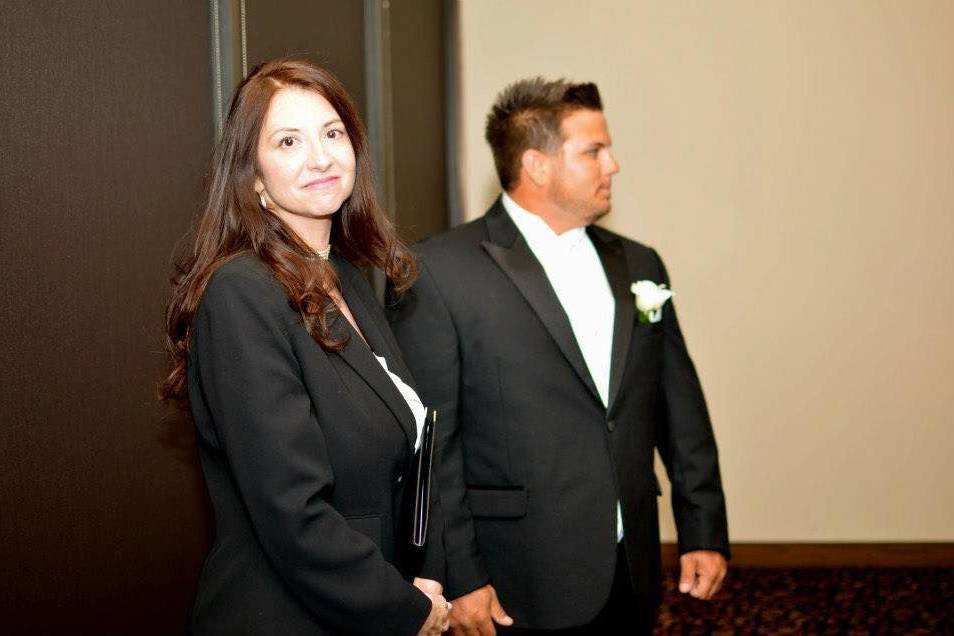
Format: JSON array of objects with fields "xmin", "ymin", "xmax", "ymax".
[
  {"xmin": 332, "ymin": 257, "xmax": 417, "ymax": 450},
  {"xmin": 480, "ymin": 200, "xmax": 602, "ymax": 405},
  {"xmin": 588, "ymin": 226, "xmax": 635, "ymax": 414}
]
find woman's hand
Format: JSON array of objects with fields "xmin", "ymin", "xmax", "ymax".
[{"xmin": 414, "ymin": 578, "xmax": 450, "ymax": 634}]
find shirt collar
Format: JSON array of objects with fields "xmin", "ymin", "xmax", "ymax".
[{"xmin": 501, "ymin": 192, "xmax": 587, "ymax": 252}]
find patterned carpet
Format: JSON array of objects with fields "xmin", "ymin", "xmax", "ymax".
[{"xmin": 654, "ymin": 567, "xmax": 954, "ymax": 634}]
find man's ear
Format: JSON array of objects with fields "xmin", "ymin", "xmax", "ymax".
[{"xmin": 520, "ymin": 148, "xmax": 551, "ymax": 188}]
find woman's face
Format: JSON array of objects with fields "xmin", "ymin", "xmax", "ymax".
[{"xmin": 254, "ymin": 87, "xmax": 356, "ymax": 223}]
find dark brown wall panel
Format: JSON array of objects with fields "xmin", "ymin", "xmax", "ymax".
[
  {"xmin": 390, "ymin": 0, "xmax": 449, "ymax": 243},
  {"xmin": 0, "ymin": 1, "xmax": 450, "ymax": 631},
  {"xmin": 244, "ymin": 0, "xmax": 366, "ymax": 118},
  {"xmin": 0, "ymin": 2, "xmax": 213, "ymax": 633},
  {"xmin": 241, "ymin": 0, "xmax": 448, "ymax": 243}
]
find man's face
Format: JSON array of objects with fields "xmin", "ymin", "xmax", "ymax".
[{"xmin": 546, "ymin": 108, "xmax": 620, "ymax": 227}]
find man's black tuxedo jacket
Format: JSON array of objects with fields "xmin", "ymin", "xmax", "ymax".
[
  {"xmin": 187, "ymin": 253, "xmax": 440, "ymax": 635},
  {"xmin": 388, "ymin": 200, "xmax": 729, "ymax": 630}
]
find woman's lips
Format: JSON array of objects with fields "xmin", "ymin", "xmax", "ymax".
[{"xmin": 303, "ymin": 176, "xmax": 339, "ymax": 189}]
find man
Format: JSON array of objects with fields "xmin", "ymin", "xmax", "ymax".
[{"xmin": 389, "ymin": 78, "xmax": 729, "ymax": 634}]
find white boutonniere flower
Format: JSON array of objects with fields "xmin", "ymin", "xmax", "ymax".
[{"xmin": 630, "ymin": 280, "xmax": 673, "ymax": 324}]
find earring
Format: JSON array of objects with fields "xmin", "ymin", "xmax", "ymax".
[{"xmin": 257, "ymin": 190, "xmax": 268, "ymax": 210}]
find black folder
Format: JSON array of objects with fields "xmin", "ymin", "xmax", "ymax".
[{"xmin": 411, "ymin": 408, "xmax": 436, "ymax": 547}]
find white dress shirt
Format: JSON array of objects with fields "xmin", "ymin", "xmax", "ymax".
[
  {"xmin": 374, "ymin": 354, "xmax": 425, "ymax": 451},
  {"xmin": 501, "ymin": 193, "xmax": 623, "ymax": 541}
]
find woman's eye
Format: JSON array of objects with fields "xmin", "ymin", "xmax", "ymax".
[
  {"xmin": 326, "ymin": 128, "xmax": 345, "ymax": 140},
  {"xmin": 280, "ymin": 137, "xmax": 295, "ymax": 147}
]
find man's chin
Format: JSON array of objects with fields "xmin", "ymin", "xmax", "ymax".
[{"xmin": 591, "ymin": 205, "xmax": 611, "ymax": 222}]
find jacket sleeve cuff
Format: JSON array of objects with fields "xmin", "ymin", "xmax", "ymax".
[
  {"xmin": 676, "ymin": 510, "xmax": 731, "ymax": 560},
  {"xmin": 445, "ymin": 558, "xmax": 491, "ymax": 600}
]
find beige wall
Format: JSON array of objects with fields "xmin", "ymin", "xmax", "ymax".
[{"xmin": 455, "ymin": 1, "xmax": 954, "ymax": 541}]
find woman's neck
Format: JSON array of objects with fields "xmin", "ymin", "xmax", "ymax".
[{"xmin": 276, "ymin": 212, "xmax": 332, "ymax": 254}]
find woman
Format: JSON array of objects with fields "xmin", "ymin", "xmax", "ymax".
[{"xmin": 160, "ymin": 58, "xmax": 449, "ymax": 635}]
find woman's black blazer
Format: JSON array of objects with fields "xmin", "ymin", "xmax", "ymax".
[{"xmin": 187, "ymin": 252, "xmax": 437, "ymax": 635}]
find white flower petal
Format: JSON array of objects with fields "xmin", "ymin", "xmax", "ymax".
[{"xmin": 631, "ymin": 280, "xmax": 673, "ymax": 312}]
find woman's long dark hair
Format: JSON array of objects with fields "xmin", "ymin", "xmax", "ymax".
[{"xmin": 159, "ymin": 58, "xmax": 415, "ymax": 406}]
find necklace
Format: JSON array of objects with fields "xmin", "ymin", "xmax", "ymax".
[{"xmin": 315, "ymin": 246, "xmax": 331, "ymax": 260}]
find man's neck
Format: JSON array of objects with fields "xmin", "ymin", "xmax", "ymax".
[{"xmin": 505, "ymin": 188, "xmax": 584, "ymax": 235}]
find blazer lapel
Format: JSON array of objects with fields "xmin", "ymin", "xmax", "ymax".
[
  {"xmin": 331, "ymin": 256, "xmax": 417, "ymax": 450},
  {"xmin": 339, "ymin": 265, "xmax": 418, "ymax": 389},
  {"xmin": 588, "ymin": 225, "xmax": 635, "ymax": 415},
  {"xmin": 480, "ymin": 200, "xmax": 602, "ymax": 405}
]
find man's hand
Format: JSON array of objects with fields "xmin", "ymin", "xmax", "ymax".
[
  {"xmin": 678, "ymin": 550, "xmax": 727, "ymax": 600},
  {"xmin": 448, "ymin": 584, "xmax": 513, "ymax": 635}
]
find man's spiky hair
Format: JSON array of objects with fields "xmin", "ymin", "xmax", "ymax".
[{"xmin": 485, "ymin": 77, "xmax": 602, "ymax": 190}]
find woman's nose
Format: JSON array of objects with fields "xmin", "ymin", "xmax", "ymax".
[{"xmin": 307, "ymin": 140, "xmax": 333, "ymax": 170}]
